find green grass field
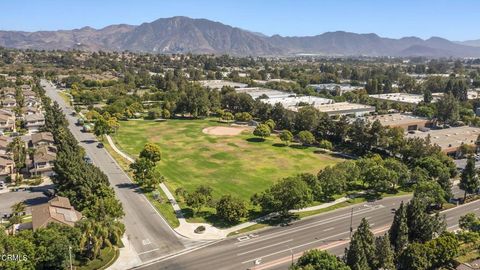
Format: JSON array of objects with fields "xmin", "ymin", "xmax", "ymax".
[{"xmin": 112, "ymin": 119, "xmax": 342, "ymax": 201}]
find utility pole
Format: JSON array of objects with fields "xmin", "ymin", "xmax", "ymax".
[
  {"xmin": 349, "ymin": 208, "xmax": 353, "ymax": 239},
  {"xmin": 69, "ymin": 245, "xmax": 73, "ymax": 270}
]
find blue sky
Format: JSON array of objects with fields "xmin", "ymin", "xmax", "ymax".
[{"xmin": 1, "ymin": 0, "xmax": 479, "ymax": 40}]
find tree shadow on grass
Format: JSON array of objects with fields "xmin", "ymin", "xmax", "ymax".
[
  {"xmin": 289, "ymin": 144, "xmax": 308, "ymax": 150},
  {"xmin": 246, "ymin": 137, "xmax": 265, "ymax": 143},
  {"xmin": 272, "ymin": 143, "xmax": 287, "ymax": 147}
]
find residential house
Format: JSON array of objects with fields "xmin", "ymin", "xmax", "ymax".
[
  {"xmin": 0, "ymin": 113, "xmax": 14, "ymax": 133},
  {"xmin": 30, "ymin": 132, "xmax": 54, "ymax": 148},
  {"xmin": 0, "ymin": 136, "xmax": 9, "ymax": 155},
  {"xmin": 24, "ymin": 97, "xmax": 40, "ymax": 107},
  {"xmin": 21, "ymin": 106, "xmax": 40, "ymax": 115},
  {"xmin": 0, "ymin": 155, "xmax": 14, "ymax": 181},
  {"xmin": 1, "ymin": 97, "xmax": 17, "ymax": 108},
  {"xmin": 24, "ymin": 113, "xmax": 45, "ymax": 133},
  {"xmin": 31, "ymin": 196, "xmax": 82, "ymax": 231},
  {"xmin": 29, "ymin": 145, "xmax": 56, "ymax": 176},
  {"xmin": 1, "ymin": 87, "xmax": 16, "ymax": 98}
]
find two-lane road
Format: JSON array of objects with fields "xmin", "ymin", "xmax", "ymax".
[{"xmin": 41, "ymin": 80, "xmax": 202, "ymax": 263}]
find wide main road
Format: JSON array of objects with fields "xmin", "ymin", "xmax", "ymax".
[
  {"xmin": 41, "ymin": 80, "xmax": 200, "ymax": 263},
  {"xmin": 138, "ymin": 191, "xmax": 480, "ymax": 270}
]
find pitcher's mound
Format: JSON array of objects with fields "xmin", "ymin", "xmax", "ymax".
[{"xmin": 202, "ymin": 126, "xmax": 252, "ymax": 136}]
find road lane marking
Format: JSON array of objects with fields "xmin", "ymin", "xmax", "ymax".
[
  {"xmin": 236, "ymin": 206, "xmax": 384, "ymax": 247},
  {"xmin": 142, "ymin": 239, "xmax": 152, "ymax": 245},
  {"xmin": 446, "ymin": 217, "xmax": 454, "ymax": 221},
  {"xmin": 237, "ymin": 236, "xmax": 250, "ymax": 242},
  {"xmin": 247, "ymin": 225, "xmax": 390, "ymax": 269},
  {"xmin": 237, "ymin": 239, "xmax": 293, "ymax": 256},
  {"xmin": 322, "ymin": 227, "xmax": 334, "ymax": 232},
  {"xmin": 240, "ymin": 231, "xmax": 349, "ymax": 264},
  {"xmin": 138, "ymin": 248, "xmax": 160, "ymax": 255}
]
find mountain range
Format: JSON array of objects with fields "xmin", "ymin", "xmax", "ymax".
[{"xmin": 0, "ymin": 16, "xmax": 479, "ymax": 58}]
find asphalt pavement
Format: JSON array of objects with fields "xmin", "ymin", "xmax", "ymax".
[
  {"xmin": 138, "ymin": 187, "xmax": 479, "ymax": 270},
  {"xmin": 41, "ymin": 80, "xmax": 201, "ymax": 263}
]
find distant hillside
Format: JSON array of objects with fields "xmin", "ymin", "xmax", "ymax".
[
  {"xmin": 0, "ymin": 16, "xmax": 479, "ymax": 57},
  {"xmin": 458, "ymin": 39, "xmax": 480, "ymax": 48}
]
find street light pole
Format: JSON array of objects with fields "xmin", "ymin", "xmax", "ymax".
[
  {"xmin": 349, "ymin": 208, "xmax": 353, "ymax": 239},
  {"xmin": 69, "ymin": 245, "xmax": 73, "ymax": 270}
]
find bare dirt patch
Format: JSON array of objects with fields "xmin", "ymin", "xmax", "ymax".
[{"xmin": 202, "ymin": 126, "xmax": 253, "ymax": 136}]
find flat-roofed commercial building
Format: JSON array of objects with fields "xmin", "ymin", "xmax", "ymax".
[
  {"xmin": 235, "ymin": 87, "xmax": 293, "ymax": 99},
  {"xmin": 199, "ymin": 80, "xmax": 248, "ymax": 89},
  {"xmin": 407, "ymin": 126, "xmax": 480, "ymax": 154},
  {"xmin": 366, "ymin": 113, "xmax": 432, "ymax": 131},
  {"xmin": 369, "ymin": 93, "xmax": 438, "ymax": 105},
  {"xmin": 262, "ymin": 96, "xmax": 333, "ymax": 109},
  {"xmin": 315, "ymin": 102, "xmax": 375, "ymax": 116}
]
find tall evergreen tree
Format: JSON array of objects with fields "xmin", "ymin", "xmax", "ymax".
[
  {"xmin": 374, "ymin": 234, "xmax": 395, "ymax": 270},
  {"xmin": 345, "ymin": 218, "xmax": 375, "ymax": 270},
  {"xmin": 460, "ymin": 155, "xmax": 479, "ymax": 202},
  {"xmin": 406, "ymin": 197, "xmax": 445, "ymax": 243},
  {"xmin": 389, "ymin": 201, "xmax": 409, "ymax": 254}
]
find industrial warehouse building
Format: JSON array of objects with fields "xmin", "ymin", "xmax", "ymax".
[{"xmin": 366, "ymin": 113, "xmax": 432, "ymax": 131}]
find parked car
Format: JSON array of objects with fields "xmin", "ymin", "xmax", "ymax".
[
  {"xmin": 97, "ymin": 142, "xmax": 104, "ymax": 148},
  {"xmin": 84, "ymin": 156, "xmax": 93, "ymax": 164}
]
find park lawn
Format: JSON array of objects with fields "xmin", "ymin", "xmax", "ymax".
[{"xmin": 112, "ymin": 118, "xmax": 342, "ymax": 201}]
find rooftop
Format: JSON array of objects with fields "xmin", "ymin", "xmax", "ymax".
[
  {"xmin": 31, "ymin": 196, "xmax": 82, "ymax": 230},
  {"xmin": 366, "ymin": 113, "xmax": 430, "ymax": 127},
  {"xmin": 369, "ymin": 93, "xmax": 437, "ymax": 104},
  {"xmin": 407, "ymin": 126, "xmax": 480, "ymax": 153},
  {"xmin": 199, "ymin": 80, "xmax": 248, "ymax": 89}
]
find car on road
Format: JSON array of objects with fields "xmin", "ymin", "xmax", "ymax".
[
  {"xmin": 84, "ymin": 156, "xmax": 93, "ymax": 164},
  {"xmin": 97, "ymin": 142, "xmax": 104, "ymax": 148}
]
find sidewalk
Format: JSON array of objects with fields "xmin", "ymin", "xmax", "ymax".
[
  {"xmin": 105, "ymin": 135, "xmax": 350, "ymax": 240},
  {"xmin": 108, "ymin": 235, "xmax": 142, "ymax": 270}
]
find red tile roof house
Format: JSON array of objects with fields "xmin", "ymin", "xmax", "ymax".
[{"xmin": 31, "ymin": 196, "xmax": 82, "ymax": 231}]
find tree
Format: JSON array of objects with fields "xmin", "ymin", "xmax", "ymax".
[
  {"xmin": 374, "ymin": 234, "xmax": 395, "ymax": 270},
  {"xmin": 252, "ymin": 176, "xmax": 312, "ymax": 216},
  {"xmin": 93, "ymin": 116, "xmax": 109, "ymax": 137},
  {"xmin": 406, "ymin": 197, "xmax": 445, "ymax": 243},
  {"xmin": 436, "ymin": 92, "xmax": 459, "ymax": 125},
  {"xmin": 318, "ymin": 139, "xmax": 333, "ymax": 150},
  {"xmin": 265, "ymin": 119, "xmax": 276, "ymax": 131},
  {"xmin": 426, "ymin": 232, "xmax": 458, "ymax": 269},
  {"xmin": 423, "ymin": 89, "xmax": 433, "ymax": 103},
  {"xmin": 318, "ymin": 166, "xmax": 346, "ymax": 201},
  {"xmin": 215, "ymin": 195, "xmax": 247, "ymax": 224},
  {"xmin": 345, "ymin": 218, "xmax": 375, "ymax": 270},
  {"xmin": 235, "ymin": 112, "xmax": 252, "ymax": 122},
  {"xmin": 186, "ymin": 185, "xmax": 213, "ymax": 214},
  {"xmin": 11, "ymin": 202, "xmax": 26, "ymax": 216},
  {"xmin": 279, "ymin": 130, "xmax": 293, "ymax": 145},
  {"xmin": 290, "ymin": 249, "xmax": 350, "ymax": 270},
  {"xmin": 139, "ymin": 143, "xmax": 162, "ymax": 163},
  {"xmin": 7, "ymin": 137, "xmax": 27, "ymax": 179},
  {"xmin": 460, "ymin": 155, "xmax": 479, "ymax": 202},
  {"xmin": 129, "ymin": 158, "xmax": 161, "ymax": 190},
  {"xmin": 221, "ymin": 111, "xmax": 234, "ymax": 121},
  {"xmin": 294, "ymin": 106, "xmax": 319, "ymax": 132},
  {"xmin": 413, "ymin": 180, "xmax": 446, "ymax": 207},
  {"xmin": 459, "ymin": 213, "xmax": 480, "ymax": 232},
  {"xmin": 297, "ymin": 130, "xmax": 315, "ymax": 145},
  {"xmin": 389, "ymin": 201, "xmax": 409, "ymax": 254},
  {"xmin": 253, "ymin": 124, "xmax": 271, "ymax": 139},
  {"xmin": 397, "ymin": 242, "xmax": 431, "ymax": 270}
]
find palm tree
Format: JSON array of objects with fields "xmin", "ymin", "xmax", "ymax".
[{"xmin": 11, "ymin": 202, "xmax": 26, "ymax": 215}]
